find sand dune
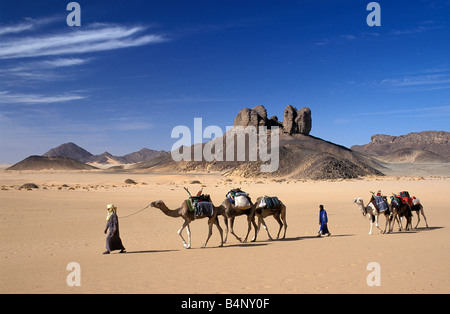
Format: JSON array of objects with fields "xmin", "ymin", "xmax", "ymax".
[{"xmin": 1, "ymin": 170, "xmax": 449, "ymax": 294}]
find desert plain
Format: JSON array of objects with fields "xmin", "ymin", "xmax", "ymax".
[{"xmin": 1, "ymin": 167, "xmax": 449, "ymax": 294}]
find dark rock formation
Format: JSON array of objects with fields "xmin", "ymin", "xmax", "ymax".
[
  {"xmin": 296, "ymin": 107, "xmax": 312, "ymax": 135},
  {"xmin": 282, "ymin": 105, "xmax": 312, "ymax": 135},
  {"xmin": 234, "ymin": 105, "xmax": 312, "ymax": 135},
  {"xmin": 282, "ymin": 105, "xmax": 297, "ymax": 134},
  {"xmin": 233, "ymin": 105, "xmax": 268, "ymax": 127}
]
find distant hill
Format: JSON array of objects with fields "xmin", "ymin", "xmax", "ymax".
[
  {"xmin": 43, "ymin": 143, "xmax": 168, "ymax": 165},
  {"xmin": 6, "ymin": 156, "xmax": 98, "ymax": 171},
  {"xmin": 351, "ymin": 131, "xmax": 450, "ymax": 158},
  {"xmin": 43, "ymin": 142, "xmax": 93, "ymax": 163},
  {"xmin": 377, "ymin": 148, "xmax": 449, "ymax": 164}
]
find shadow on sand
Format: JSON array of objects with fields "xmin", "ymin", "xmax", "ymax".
[
  {"xmin": 124, "ymin": 249, "xmax": 179, "ymax": 254},
  {"xmin": 278, "ymin": 234, "xmax": 355, "ymax": 242},
  {"xmin": 388, "ymin": 226, "xmax": 443, "ymax": 235}
]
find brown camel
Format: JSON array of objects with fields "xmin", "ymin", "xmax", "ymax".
[
  {"xmin": 221, "ymin": 198, "xmax": 257, "ymax": 243},
  {"xmin": 150, "ymin": 200, "xmax": 224, "ymax": 249},
  {"xmin": 252, "ymin": 196, "xmax": 287, "ymax": 241},
  {"xmin": 388, "ymin": 196, "xmax": 413, "ymax": 232}
]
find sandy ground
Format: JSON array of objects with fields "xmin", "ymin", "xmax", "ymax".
[{"xmin": 1, "ymin": 170, "xmax": 449, "ymax": 294}]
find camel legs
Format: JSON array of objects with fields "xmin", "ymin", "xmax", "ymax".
[
  {"xmin": 278, "ymin": 209, "xmax": 287, "ymax": 239},
  {"xmin": 375, "ymin": 215, "xmax": 382, "ymax": 233},
  {"xmin": 201, "ymin": 217, "xmax": 214, "ymax": 248},
  {"xmin": 253, "ymin": 216, "xmax": 273, "ymax": 242},
  {"xmin": 228, "ymin": 217, "xmax": 243, "ymax": 243},
  {"xmin": 405, "ymin": 216, "xmax": 412, "ymax": 231},
  {"xmin": 369, "ymin": 215, "xmax": 382, "ymax": 234},
  {"xmin": 223, "ymin": 216, "xmax": 229, "ymax": 243},
  {"xmin": 415, "ymin": 206, "xmax": 429, "ymax": 228},
  {"xmin": 395, "ymin": 214, "xmax": 402, "ymax": 231},
  {"xmin": 274, "ymin": 213, "xmax": 286, "ymax": 239},
  {"xmin": 368, "ymin": 215, "xmax": 374, "ymax": 234},
  {"xmin": 383, "ymin": 213, "xmax": 390, "ymax": 234},
  {"xmin": 243, "ymin": 215, "xmax": 257, "ymax": 243},
  {"xmin": 215, "ymin": 217, "xmax": 224, "ymax": 247},
  {"xmin": 178, "ymin": 220, "xmax": 191, "ymax": 249},
  {"xmin": 421, "ymin": 208, "xmax": 429, "ymax": 228},
  {"xmin": 396, "ymin": 215, "xmax": 403, "ymax": 231},
  {"xmin": 201, "ymin": 217, "xmax": 224, "ymax": 248}
]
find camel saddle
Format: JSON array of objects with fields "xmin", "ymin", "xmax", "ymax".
[
  {"xmin": 226, "ymin": 188, "xmax": 252, "ymax": 210},
  {"xmin": 374, "ymin": 195, "xmax": 388, "ymax": 212},
  {"xmin": 186, "ymin": 194, "xmax": 213, "ymax": 217},
  {"xmin": 258, "ymin": 196, "xmax": 280, "ymax": 210}
]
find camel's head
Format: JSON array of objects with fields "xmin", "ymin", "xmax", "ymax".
[
  {"xmin": 353, "ymin": 198, "xmax": 366, "ymax": 215},
  {"xmin": 353, "ymin": 198, "xmax": 363, "ymax": 205},
  {"xmin": 150, "ymin": 200, "xmax": 164, "ymax": 208},
  {"xmin": 353, "ymin": 197, "xmax": 367, "ymax": 216}
]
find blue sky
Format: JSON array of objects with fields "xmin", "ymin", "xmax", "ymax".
[{"xmin": 1, "ymin": 0, "xmax": 449, "ymax": 163}]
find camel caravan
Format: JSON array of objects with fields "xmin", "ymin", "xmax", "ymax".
[
  {"xmin": 150, "ymin": 188, "xmax": 287, "ymax": 249},
  {"xmin": 353, "ymin": 190, "xmax": 428, "ymax": 235},
  {"xmin": 147, "ymin": 186, "xmax": 427, "ymax": 249}
]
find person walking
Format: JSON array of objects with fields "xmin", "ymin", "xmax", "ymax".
[
  {"xmin": 317, "ymin": 204, "xmax": 331, "ymax": 237},
  {"xmin": 103, "ymin": 204, "xmax": 126, "ymax": 254}
]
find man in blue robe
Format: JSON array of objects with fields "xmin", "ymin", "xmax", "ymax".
[{"xmin": 317, "ymin": 205, "xmax": 331, "ymax": 237}]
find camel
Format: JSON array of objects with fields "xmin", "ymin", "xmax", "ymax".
[
  {"xmin": 388, "ymin": 197, "xmax": 412, "ymax": 232},
  {"xmin": 150, "ymin": 200, "xmax": 224, "ymax": 249},
  {"xmin": 251, "ymin": 196, "xmax": 287, "ymax": 241},
  {"xmin": 353, "ymin": 197, "xmax": 391, "ymax": 234},
  {"xmin": 411, "ymin": 198, "xmax": 429, "ymax": 228},
  {"xmin": 221, "ymin": 198, "xmax": 257, "ymax": 243}
]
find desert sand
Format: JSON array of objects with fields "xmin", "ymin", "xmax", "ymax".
[{"xmin": 1, "ymin": 169, "xmax": 449, "ymax": 294}]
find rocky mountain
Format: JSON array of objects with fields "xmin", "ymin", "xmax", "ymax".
[
  {"xmin": 233, "ymin": 105, "xmax": 312, "ymax": 135},
  {"xmin": 6, "ymin": 156, "xmax": 98, "ymax": 171},
  {"xmin": 43, "ymin": 142, "xmax": 93, "ymax": 163},
  {"xmin": 121, "ymin": 148, "xmax": 168, "ymax": 164},
  {"xmin": 133, "ymin": 105, "xmax": 383, "ymax": 180},
  {"xmin": 43, "ymin": 143, "xmax": 168, "ymax": 164},
  {"xmin": 376, "ymin": 148, "xmax": 449, "ymax": 164},
  {"xmin": 351, "ymin": 131, "xmax": 450, "ymax": 159}
]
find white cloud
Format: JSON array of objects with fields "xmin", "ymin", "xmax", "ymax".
[
  {"xmin": 380, "ymin": 73, "xmax": 450, "ymax": 91},
  {"xmin": 0, "ymin": 16, "xmax": 61, "ymax": 36},
  {"xmin": 0, "ymin": 22, "xmax": 34, "ymax": 35},
  {"xmin": 42, "ymin": 58, "xmax": 88, "ymax": 67},
  {"xmin": 0, "ymin": 24, "xmax": 167, "ymax": 59},
  {"xmin": 0, "ymin": 91, "xmax": 84, "ymax": 104},
  {"xmin": 348, "ymin": 105, "xmax": 450, "ymax": 118}
]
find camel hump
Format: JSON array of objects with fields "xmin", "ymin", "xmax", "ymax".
[
  {"xmin": 186, "ymin": 193, "xmax": 214, "ymax": 217},
  {"xmin": 374, "ymin": 195, "xmax": 388, "ymax": 212},
  {"xmin": 194, "ymin": 201, "xmax": 214, "ymax": 217},
  {"xmin": 226, "ymin": 189, "xmax": 252, "ymax": 209},
  {"xmin": 258, "ymin": 196, "xmax": 281, "ymax": 210}
]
